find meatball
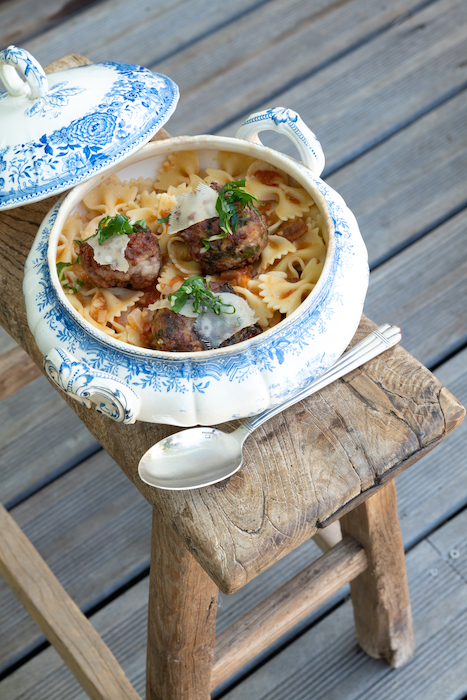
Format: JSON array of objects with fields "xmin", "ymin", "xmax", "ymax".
[
  {"xmin": 80, "ymin": 225, "xmax": 161, "ymax": 289},
  {"xmin": 149, "ymin": 281, "xmax": 262, "ymax": 352},
  {"xmin": 150, "ymin": 310, "xmax": 204, "ymax": 353},
  {"xmin": 218, "ymin": 324, "xmax": 263, "ymax": 348},
  {"xmin": 179, "ymin": 205, "xmax": 268, "ymax": 274}
]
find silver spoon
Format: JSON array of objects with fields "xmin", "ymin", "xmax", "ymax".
[{"xmin": 138, "ymin": 324, "xmax": 401, "ymax": 490}]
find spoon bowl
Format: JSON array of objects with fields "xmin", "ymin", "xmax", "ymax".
[
  {"xmin": 138, "ymin": 324, "xmax": 401, "ymax": 490},
  {"xmin": 138, "ymin": 428, "xmax": 244, "ymax": 490}
]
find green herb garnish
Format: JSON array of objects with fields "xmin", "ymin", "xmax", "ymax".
[
  {"xmin": 157, "ymin": 215, "xmax": 170, "ymax": 224},
  {"xmin": 168, "ymin": 276, "xmax": 235, "ymax": 316},
  {"xmin": 202, "ymin": 180, "xmax": 260, "ymax": 249},
  {"xmin": 81, "ymin": 214, "xmax": 147, "ymax": 245},
  {"xmin": 56, "ymin": 260, "xmax": 83, "ymax": 294},
  {"xmin": 57, "ymin": 261, "xmax": 74, "ymax": 280},
  {"xmin": 64, "ymin": 279, "xmax": 84, "ymax": 295}
]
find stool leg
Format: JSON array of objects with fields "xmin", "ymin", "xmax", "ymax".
[
  {"xmin": 340, "ymin": 480, "xmax": 414, "ymax": 668},
  {"xmin": 146, "ymin": 508, "xmax": 218, "ymax": 700}
]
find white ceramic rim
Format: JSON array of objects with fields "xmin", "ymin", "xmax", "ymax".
[{"xmin": 46, "ymin": 135, "xmax": 336, "ymax": 360}]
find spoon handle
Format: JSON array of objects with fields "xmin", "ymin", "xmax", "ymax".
[{"xmin": 240, "ymin": 324, "xmax": 401, "ymax": 436}]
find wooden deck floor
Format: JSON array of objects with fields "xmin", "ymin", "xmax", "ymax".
[{"xmin": 1, "ymin": 0, "xmax": 467, "ymax": 697}]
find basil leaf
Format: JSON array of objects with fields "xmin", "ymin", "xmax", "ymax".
[
  {"xmin": 79, "ymin": 215, "xmax": 147, "ymax": 246},
  {"xmin": 56, "ymin": 261, "xmax": 73, "ymax": 280},
  {"xmin": 133, "ymin": 219, "xmax": 147, "ymax": 230},
  {"xmin": 203, "ymin": 180, "xmax": 260, "ymax": 247},
  {"xmin": 157, "ymin": 215, "xmax": 170, "ymax": 224},
  {"xmin": 167, "ymin": 276, "xmax": 236, "ymax": 316},
  {"xmin": 97, "ymin": 214, "xmax": 133, "ymax": 244}
]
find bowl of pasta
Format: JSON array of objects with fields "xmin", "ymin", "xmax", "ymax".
[{"xmin": 23, "ymin": 107, "xmax": 369, "ymax": 426}]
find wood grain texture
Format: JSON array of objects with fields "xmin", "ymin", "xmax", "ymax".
[
  {"xmin": 211, "ymin": 536, "xmax": 367, "ymax": 689},
  {"xmin": 396, "ymin": 347, "xmax": 467, "ymax": 548},
  {"xmin": 169, "ymin": 0, "xmax": 467, "ymax": 140},
  {"xmin": 146, "ymin": 508, "xmax": 218, "ymax": 700},
  {"xmin": 156, "ymin": 0, "xmax": 422, "ymax": 103},
  {"xmin": 0, "ymin": 1, "xmax": 99, "ymax": 50},
  {"xmin": 439, "ymin": 387, "xmax": 466, "ymax": 435},
  {"xmin": 0, "ymin": 345, "xmax": 41, "ymax": 401},
  {"xmin": 365, "ymin": 207, "xmax": 467, "ymax": 366},
  {"xmin": 0, "ymin": 449, "xmax": 151, "ymax": 675},
  {"xmin": 341, "ymin": 480, "xmax": 414, "ymax": 668},
  {"xmin": 4, "ymin": 500, "xmax": 467, "ymax": 700},
  {"xmin": 16, "ymin": 0, "xmax": 266, "ymax": 69},
  {"xmin": 0, "ymin": 502, "xmax": 140, "ymax": 700},
  {"xmin": 0, "ymin": 374, "xmax": 98, "ymax": 508},
  {"xmin": 217, "ymin": 0, "xmax": 467, "ymax": 173},
  {"xmin": 221, "ymin": 527, "xmax": 467, "ymax": 700}
]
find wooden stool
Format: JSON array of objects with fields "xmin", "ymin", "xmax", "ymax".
[
  {"xmin": 0, "ymin": 53, "xmax": 465, "ymax": 700},
  {"xmin": 0, "ymin": 313, "xmax": 464, "ymax": 699}
]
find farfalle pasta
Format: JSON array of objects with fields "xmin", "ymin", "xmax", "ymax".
[{"xmin": 56, "ymin": 151, "xmax": 327, "ymax": 350}]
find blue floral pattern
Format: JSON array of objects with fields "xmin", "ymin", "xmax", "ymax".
[
  {"xmin": 26, "ymin": 81, "xmax": 86, "ymax": 118},
  {"xmin": 24, "ymin": 162, "xmax": 368, "ymax": 425},
  {"xmin": 0, "ymin": 61, "xmax": 178, "ymax": 209}
]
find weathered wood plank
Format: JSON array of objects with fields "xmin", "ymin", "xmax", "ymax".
[
  {"xmin": 0, "ymin": 345, "xmax": 41, "ymax": 401},
  {"xmin": 221, "ymin": 525, "xmax": 467, "ymax": 700},
  {"xmin": 428, "ymin": 507, "xmax": 467, "ymax": 581},
  {"xmin": 155, "ymin": 0, "xmax": 422, "ymax": 100},
  {"xmin": 211, "ymin": 537, "xmax": 367, "ymax": 689},
  {"xmin": 4, "ymin": 499, "xmax": 467, "ymax": 700},
  {"xmin": 364, "ymin": 208, "xmax": 467, "ymax": 367},
  {"xmin": 0, "ymin": 450, "xmax": 151, "ymax": 674},
  {"xmin": 340, "ymin": 482, "xmax": 414, "ymax": 668},
  {"xmin": 0, "ymin": 374, "xmax": 98, "ymax": 508},
  {"xmin": 16, "ymin": 0, "xmax": 267, "ymax": 69},
  {"xmin": 397, "ymin": 347, "xmax": 467, "ymax": 547},
  {"xmin": 215, "ymin": 0, "xmax": 467, "ymax": 173},
  {"xmin": 330, "ymin": 88, "xmax": 467, "ymax": 267},
  {"xmin": 1, "ymin": 343, "xmax": 464, "ymax": 688},
  {"xmin": 0, "ymin": 503, "xmax": 140, "ymax": 700},
  {"xmin": 146, "ymin": 510, "xmax": 218, "ymax": 700},
  {"xmin": 0, "ymin": 0, "xmax": 100, "ymax": 49}
]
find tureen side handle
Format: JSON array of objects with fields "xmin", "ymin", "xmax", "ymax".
[
  {"xmin": 0, "ymin": 45, "xmax": 48, "ymax": 99},
  {"xmin": 43, "ymin": 347, "xmax": 140, "ymax": 424},
  {"xmin": 235, "ymin": 107, "xmax": 325, "ymax": 175}
]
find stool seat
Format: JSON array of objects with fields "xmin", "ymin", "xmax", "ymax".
[{"xmin": 151, "ymin": 315, "xmax": 462, "ymax": 594}]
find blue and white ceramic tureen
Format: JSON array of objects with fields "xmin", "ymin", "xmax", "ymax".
[
  {"xmin": 0, "ymin": 45, "xmax": 178, "ymax": 209},
  {"xmin": 12, "ymin": 48, "xmax": 369, "ymax": 427}
]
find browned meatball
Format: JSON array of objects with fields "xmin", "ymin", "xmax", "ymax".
[
  {"xmin": 149, "ymin": 281, "xmax": 262, "ymax": 352},
  {"xmin": 80, "ymin": 225, "xmax": 161, "ymax": 289},
  {"xmin": 179, "ymin": 205, "xmax": 268, "ymax": 274},
  {"xmin": 150, "ymin": 310, "xmax": 204, "ymax": 352},
  {"xmin": 218, "ymin": 324, "xmax": 263, "ymax": 347}
]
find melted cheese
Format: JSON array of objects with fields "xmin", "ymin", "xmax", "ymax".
[
  {"xmin": 180, "ymin": 292, "xmax": 257, "ymax": 348},
  {"xmin": 168, "ymin": 183, "xmax": 218, "ymax": 235},
  {"xmin": 88, "ymin": 234, "xmax": 130, "ymax": 272}
]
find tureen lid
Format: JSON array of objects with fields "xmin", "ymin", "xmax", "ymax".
[{"xmin": 0, "ymin": 46, "xmax": 179, "ymax": 211}]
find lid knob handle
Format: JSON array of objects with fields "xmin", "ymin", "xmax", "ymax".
[{"xmin": 0, "ymin": 45, "xmax": 48, "ymax": 99}]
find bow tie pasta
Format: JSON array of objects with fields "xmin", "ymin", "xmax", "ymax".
[{"xmin": 56, "ymin": 151, "xmax": 327, "ymax": 352}]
